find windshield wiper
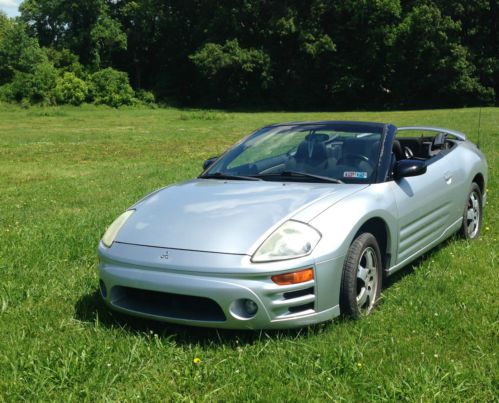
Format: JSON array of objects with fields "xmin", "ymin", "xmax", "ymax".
[
  {"xmin": 199, "ymin": 172, "xmax": 262, "ymax": 181},
  {"xmin": 256, "ymin": 171, "xmax": 344, "ymax": 184}
]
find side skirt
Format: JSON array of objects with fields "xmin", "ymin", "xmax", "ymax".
[{"xmin": 385, "ymin": 218, "xmax": 462, "ymax": 276}]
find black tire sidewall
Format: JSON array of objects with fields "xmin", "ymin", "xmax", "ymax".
[
  {"xmin": 340, "ymin": 233, "xmax": 383, "ymax": 319},
  {"xmin": 460, "ymin": 183, "xmax": 482, "ymax": 240}
]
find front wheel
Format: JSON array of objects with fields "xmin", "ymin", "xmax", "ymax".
[
  {"xmin": 340, "ymin": 233, "xmax": 382, "ymax": 319},
  {"xmin": 460, "ymin": 183, "xmax": 483, "ymax": 240}
]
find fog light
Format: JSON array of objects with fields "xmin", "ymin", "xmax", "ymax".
[
  {"xmin": 243, "ymin": 299, "xmax": 258, "ymax": 316},
  {"xmin": 230, "ymin": 298, "xmax": 259, "ymax": 319},
  {"xmin": 99, "ymin": 280, "xmax": 107, "ymax": 299}
]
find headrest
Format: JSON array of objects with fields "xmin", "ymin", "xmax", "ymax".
[
  {"xmin": 392, "ymin": 140, "xmax": 404, "ymax": 160},
  {"xmin": 305, "ymin": 133, "xmax": 329, "ymax": 142},
  {"xmin": 295, "ymin": 139, "xmax": 328, "ymax": 166}
]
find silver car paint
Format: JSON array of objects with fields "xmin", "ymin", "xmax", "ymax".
[
  {"xmin": 98, "ymin": 134, "xmax": 487, "ymax": 329},
  {"xmin": 99, "ymin": 241, "xmax": 345, "ymax": 329},
  {"xmin": 116, "ymin": 179, "xmax": 365, "ymax": 254}
]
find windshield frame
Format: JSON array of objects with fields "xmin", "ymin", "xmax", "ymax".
[{"xmin": 200, "ymin": 121, "xmax": 392, "ymax": 184}]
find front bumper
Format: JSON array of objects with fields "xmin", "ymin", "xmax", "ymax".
[{"xmin": 98, "ymin": 242, "xmax": 344, "ymax": 329}]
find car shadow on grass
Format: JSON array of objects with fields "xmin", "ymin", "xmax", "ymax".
[
  {"xmin": 74, "ymin": 290, "xmax": 329, "ymax": 347},
  {"xmin": 74, "ymin": 236, "xmax": 458, "ymax": 346},
  {"xmin": 381, "ymin": 236, "xmax": 455, "ymax": 289}
]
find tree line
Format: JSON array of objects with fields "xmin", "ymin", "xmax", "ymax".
[{"xmin": 0, "ymin": 0, "xmax": 497, "ymax": 108}]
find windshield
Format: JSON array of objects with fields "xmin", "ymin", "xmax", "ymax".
[{"xmin": 203, "ymin": 123, "xmax": 384, "ymax": 184}]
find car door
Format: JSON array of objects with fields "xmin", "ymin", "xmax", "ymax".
[{"xmin": 391, "ymin": 155, "xmax": 457, "ymax": 266}]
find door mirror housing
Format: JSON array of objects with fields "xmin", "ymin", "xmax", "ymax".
[
  {"xmin": 202, "ymin": 156, "xmax": 218, "ymax": 170},
  {"xmin": 393, "ymin": 159, "xmax": 427, "ymax": 180}
]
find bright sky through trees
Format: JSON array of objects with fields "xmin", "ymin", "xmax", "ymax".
[{"xmin": 0, "ymin": 0, "xmax": 21, "ymax": 17}]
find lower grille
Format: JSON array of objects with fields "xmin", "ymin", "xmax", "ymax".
[
  {"xmin": 283, "ymin": 287, "xmax": 314, "ymax": 300},
  {"xmin": 288, "ymin": 302, "xmax": 315, "ymax": 314},
  {"xmin": 111, "ymin": 286, "xmax": 226, "ymax": 322}
]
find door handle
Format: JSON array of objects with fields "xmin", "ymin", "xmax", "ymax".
[{"xmin": 444, "ymin": 172, "xmax": 453, "ymax": 184}]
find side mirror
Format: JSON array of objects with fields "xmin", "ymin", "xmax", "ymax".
[
  {"xmin": 202, "ymin": 156, "xmax": 218, "ymax": 170},
  {"xmin": 393, "ymin": 159, "xmax": 427, "ymax": 180}
]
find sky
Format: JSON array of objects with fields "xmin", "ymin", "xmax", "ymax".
[{"xmin": 0, "ymin": 0, "xmax": 21, "ymax": 17}]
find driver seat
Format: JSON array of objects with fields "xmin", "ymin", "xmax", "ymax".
[
  {"xmin": 291, "ymin": 134, "xmax": 329, "ymax": 171},
  {"xmin": 392, "ymin": 140, "xmax": 405, "ymax": 161}
]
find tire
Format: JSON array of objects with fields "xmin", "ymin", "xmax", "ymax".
[
  {"xmin": 340, "ymin": 233, "xmax": 382, "ymax": 319},
  {"xmin": 459, "ymin": 183, "xmax": 483, "ymax": 240}
]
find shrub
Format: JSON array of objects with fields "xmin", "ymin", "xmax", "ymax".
[
  {"xmin": 5, "ymin": 62, "xmax": 57, "ymax": 104},
  {"xmin": 54, "ymin": 72, "xmax": 88, "ymax": 105},
  {"xmin": 89, "ymin": 68, "xmax": 134, "ymax": 107},
  {"xmin": 135, "ymin": 89, "xmax": 155, "ymax": 104}
]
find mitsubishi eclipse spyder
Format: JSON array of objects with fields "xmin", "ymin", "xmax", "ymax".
[{"xmin": 98, "ymin": 121, "xmax": 487, "ymax": 329}]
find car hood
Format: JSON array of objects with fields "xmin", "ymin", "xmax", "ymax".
[{"xmin": 115, "ymin": 179, "xmax": 366, "ymax": 254}]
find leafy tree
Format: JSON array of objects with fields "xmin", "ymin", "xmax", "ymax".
[
  {"xmin": 388, "ymin": 4, "xmax": 493, "ymax": 106},
  {"xmin": 0, "ymin": 13, "xmax": 47, "ymax": 85},
  {"xmin": 45, "ymin": 48, "xmax": 86, "ymax": 78},
  {"xmin": 10, "ymin": 0, "xmax": 498, "ymax": 108},
  {"xmin": 430, "ymin": 0, "xmax": 498, "ymax": 102},
  {"xmin": 90, "ymin": 13, "xmax": 127, "ymax": 69},
  {"xmin": 111, "ymin": 0, "xmax": 162, "ymax": 89},
  {"xmin": 20, "ymin": 0, "xmax": 126, "ymax": 68},
  {"xmin": 190, "ymin": 39, "xmax": 271, "ymax": 105}
]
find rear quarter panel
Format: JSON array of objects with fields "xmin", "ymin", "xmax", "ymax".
[{"xmin": 443, "ymin": 141, "xmax": 488, "ymax": 221}]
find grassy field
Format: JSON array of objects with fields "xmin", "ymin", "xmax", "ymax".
[{"xmin": 0, "ymin": 104, "xmax": 497, "ymax": 401}]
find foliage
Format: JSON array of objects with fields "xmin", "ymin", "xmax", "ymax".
[
  {"xmin": 20, "ymin": 0, "xmax": 127, "ymax": 69},
  {"xmin": 0, "ymin": 105, "xmax": 497, "ymax": 400},
  {"xmin": 90, "ymin": 14, "xmax": 128, "ymax": 69},
  {"xmin": 3, "ymin": 1, "xmax": 498, "ymax": 108},
  {"xmin": 0, "ymin": 14, "xmax": 134, "ymax": 107},
  {"xmin": 54, "ymin": 72, "xmax": 89, "ymax": 105},
  {"xmin": 89, "ymin": 67, "xmax": 134, "ymax": 107},
  {"xmin": 190, "ymin": 39, "xmax": 271, "ymax": 105},
  {"xmin": 134, "ymin": 88, "xmax": 155, "ymax": 104},
  {"xmin": 45, "ymin": 48, "xmax": 86, "ymax": 78},
  {"xmin": 387, "ymin": 4, "xmax": 493, "ymax": 106},
  {"xmin": 1, "ymin": 62, "xmax": 57, "ymax": 104},
  {"xmin": 0, "ymin": 13, "xmax": 47, "ymax": 85}
]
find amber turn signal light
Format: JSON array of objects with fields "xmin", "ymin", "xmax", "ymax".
[{"xmin": 271, "ymin": 268, "xmax": 314, "ymax": 285}]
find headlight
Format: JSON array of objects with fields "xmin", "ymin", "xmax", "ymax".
[
  {"xmin": 252, "ymin": 220, "xmax": 321, "ymax": 262},
  {"xmin": 101, "ymin": 210, "xmax": 134, "ymax": 248}
]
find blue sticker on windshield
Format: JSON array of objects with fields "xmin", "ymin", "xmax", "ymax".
[{"xmin": 344, "ymin": 171, "xmax": 368, "ymax": 179}]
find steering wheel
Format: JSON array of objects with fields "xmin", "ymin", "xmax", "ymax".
[
  {"xmin": 404, "ymin": 146, "xmax": 413, "ymax": 159},
  {"xmin": 341, "ymin": 153, "xmax": 370, "ymax": 164}
]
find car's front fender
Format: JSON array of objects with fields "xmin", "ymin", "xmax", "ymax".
[{"xmin": 309, "ymin": 183, "xmax": 398, "ymax": 266}]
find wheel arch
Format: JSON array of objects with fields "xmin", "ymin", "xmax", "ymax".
[
  {"xmin": 472, "ymin": 172, "xmax": 485, "ymax": 195},
  {"xmin": 354, "ymin": 217, "xmax": 392, "ymax": 272}
]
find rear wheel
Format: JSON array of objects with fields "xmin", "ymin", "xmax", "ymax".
[
  {"xmin": 340, "ymin": 233, "xmax": 382, "ymax": 319},
  {"xmin": 460, "ymin": 183, "xmax": 482, "ymax": 240}
]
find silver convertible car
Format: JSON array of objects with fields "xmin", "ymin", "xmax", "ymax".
[{"xmin": 98, "ymin": 121, "xmax": 487, "ymax": 329}]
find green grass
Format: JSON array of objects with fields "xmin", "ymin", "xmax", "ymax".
[{"xmin": 0, "ymin": 104, "xmax": 497, "ymax": 401}]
